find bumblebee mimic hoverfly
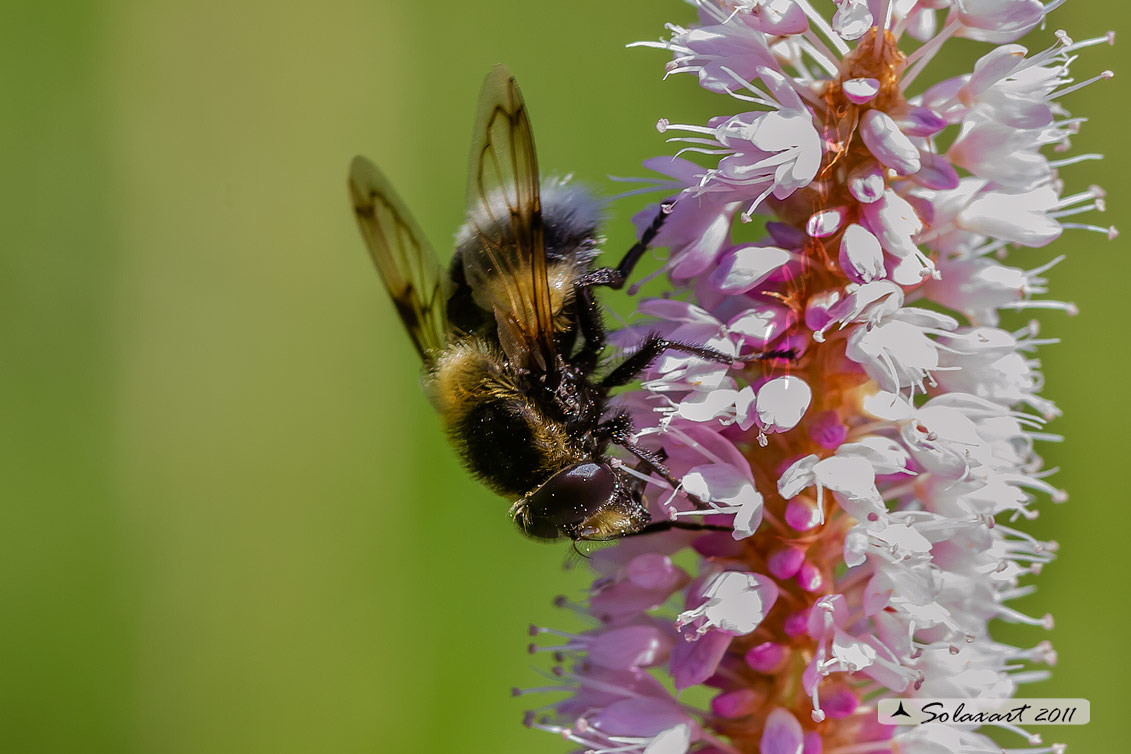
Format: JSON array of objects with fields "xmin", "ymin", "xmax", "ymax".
[{"xmin": 348, "ymin": 65, "xmax": 732, "ymax": 541}]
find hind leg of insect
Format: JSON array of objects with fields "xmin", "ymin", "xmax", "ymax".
[
  {"xmin": 622, "ymin": 520, "xmax": 733, "ymax": 538},
  {"xmin": 599, "ymin": 332, "xmax": 733, "ymax": 389}
]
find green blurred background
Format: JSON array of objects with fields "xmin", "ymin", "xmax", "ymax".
[{"xmin": 0, "ymin": 1, "xmax": 1123, "ymax": 752}]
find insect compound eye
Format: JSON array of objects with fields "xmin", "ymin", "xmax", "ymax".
[{"xmin": 514, "ymin": 462, "xmax": 618, "ymax": 540}]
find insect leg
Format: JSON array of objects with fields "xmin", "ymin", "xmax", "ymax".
[
  {"xmin": 745, "ymin": 347, "xmax": 800, "ymax": 362},
  {"xmin": 621, "ymin": 520, "xmax": 733, "ymax": 538},
  {"xmin": 570, "ymin": 204, "xmax": 675, "ymax": 369},
  {"xmin": 570, "ymin": 283, "xmax": 606, "ymax": 372},
  {"xmin": 611, "ymin": 202, "xmax": 671, "ymax": 287},
  {"xmin": 575, "ymin": 202, "xmax": 671, "ymax": 291},
  {"xmin": 602, "ymin": 416, "xmax": 712, "ymax": 511},
  {"xmin": 600, "ymin": 332, "xmax": 733, "ymax": 389},
  {"xmin": 611, "ymin": 435, "xmax": 680, "ymax": 488}
]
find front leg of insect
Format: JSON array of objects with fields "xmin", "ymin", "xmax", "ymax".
[
  {"xmin": 598, "ymin": 413, "xmax": 672, "ymax": 481},
  {"xmin": 569, "ymin": 203, "xmax": 673, "ymax": 370},
  {"xmin": 598, "ymin": 412, "xmax": 717, "ymax": 511},
  {"xmin": 576, "ymin": 201, "xmax": 674, "ymax": 293}
]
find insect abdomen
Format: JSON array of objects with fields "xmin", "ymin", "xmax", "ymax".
[
  {"xmin": 426, "ymin": 339, "xmax": 576, "ymax": 499},
  {"xmin": 455, "ymin": 398, "xmax": 555, "ymax": 498}
]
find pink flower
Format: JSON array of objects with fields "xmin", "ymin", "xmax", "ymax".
[{"xmin": 521, "ymin": 3, "xmax": 1111, "ymax": 753}]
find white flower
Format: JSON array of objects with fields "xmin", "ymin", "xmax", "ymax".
[
  {"xmin": 681, "ymin": 462, "xmax": 765, "ymax": 538},
  {"xmin": 709, "ymin": 244, "xmax": 794, "ymax": 293},
  {"xmin": 643, "ymin": 724, "xmax": 691, "ymax": 754},
  {"xmin": 838, "ymin": 223, "xmax": 886, "ymax": 283},
  {"xmin": 676, "ymin": 570, "xmax": 779, "ymax": 635},
  {"xmin": 654, "ymin": 65, "xmax": 821, "ymax": 220},
  {"xmin": 860, "ymin": 110, "xmax": 922, "ymax": 176}
]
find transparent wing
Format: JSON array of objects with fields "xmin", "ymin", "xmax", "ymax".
[
  {"xmin": 462, "ymin": 65, "xmax": 557, "ymax": 375},
  {"xmin": 349, "ymin": 155, "xmax": 450, "ymax": 361}
]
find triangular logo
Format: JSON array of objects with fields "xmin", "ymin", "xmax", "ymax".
[{"xmin": 892, "ymin": 701, "xmax": 911, "ymax": 718}]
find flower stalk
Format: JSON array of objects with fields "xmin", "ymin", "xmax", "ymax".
[{"xmin": 522, "ymin": 2, "xmax": 1113, "ymax": 753}]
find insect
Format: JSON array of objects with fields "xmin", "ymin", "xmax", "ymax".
[{"xmin": 348, "ymin": 65, "xmax": 733, "ymax": 541}]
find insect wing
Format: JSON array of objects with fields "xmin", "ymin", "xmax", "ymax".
[
  {"xmin": 349, "ymin": 155, "xmax": 450, "ymax": 361},
  {"xmin": 462, "ymin": 65, "xmax": 557, "ymax": 374}
]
